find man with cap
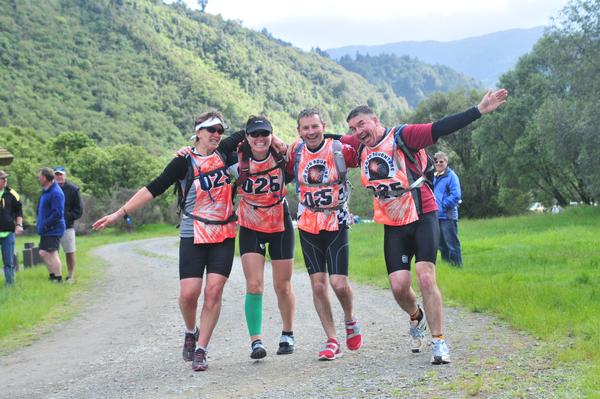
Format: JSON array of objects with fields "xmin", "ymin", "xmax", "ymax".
[
  {"xmin": 54, "ymin": 166, "xmax": 83, "ymax": 282},
  {"xmin": 36, "ymin": 167, "xmax": 66, "ymax": 282},
  {"xmin": 0, "ymin": 170, "xmax": 24, "ymax": 286}
]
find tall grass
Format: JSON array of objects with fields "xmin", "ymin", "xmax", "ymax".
[{"xmin": 0, "ymin": 224, "xmax": 177, "ymax": 351}]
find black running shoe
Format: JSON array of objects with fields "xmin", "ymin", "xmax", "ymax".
[
  {"xmin": 182, "ymin": 328, "xmax": 199, "ymax": 362},
  {"xmin": 192, "ymin": 347, "xmax": 208, "ymax": 371},
  {"xmin": 276, "ymin": 334, "xmax": 294, "ymax": 355},
  {"xmin": 250, "ymin": 339, "xmax": 267, "ymax": 359}
]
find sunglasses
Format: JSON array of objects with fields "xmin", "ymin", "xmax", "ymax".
[
  {"xmin": 205, "ymin": 126, "xmax": 225, "ymax": 134},
  {"xmin": 435, "ymin": 160, "xmax": 446, "ymax": 164},
  {"xmin": 247, "ymin": 130, "xmax": 271, "ymax": 138}
]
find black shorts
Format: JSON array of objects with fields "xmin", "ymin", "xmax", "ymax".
[
  {"xmin": 383, "ymin": 211, "xmax": 439, "ymax": 274},
  {"xmin": 239, "ymin": 212, "xmax": 295, "ymax": 260},
  {"xmin": 299, "ymin": 225, "xmax": 349, "ymax": 276},
  {"xmin": 39, "ymin": 236, "xmax": 61, "ymax": 252},
  {"xmin": 178, "ymin": 237, "xmax": 235, "ymax": 280}
]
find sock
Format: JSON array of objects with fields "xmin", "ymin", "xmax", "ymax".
[
  {"xmin": 55, "ymin": 275, "xmax": 62, "ymax": 282},
  {"xmin": 282, "ymin": 330, "xmax": 294, "ymax": 337},
  {"xmin": 345, "ymin": 318, "xmax": 357, "ymax": 325},
  {"xmin": 244, "ymin": 293, "xmax": 263, "ymax": 337},
  {"xmin": 410, "ymin": 307, "xmax": 422, "ymax": 321},
  {"xmin": 49, "ymin": 273, "xmax": 55, "ymax": 279},
  {"xmin": 186, "ymin": 326, "xmax": 198, "ymax": 335},
  {"xmin": 432, "ymin": 334, "xmax": 445, "ymax": 340}
]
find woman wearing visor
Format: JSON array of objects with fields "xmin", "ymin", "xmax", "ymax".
[
  {"xmin": 236, "ymin": 116, "xmax": 296, "ymax": 360},
  {"xmin": 93, "ymin": 111, "xmax": 243, "ymax": 372}
]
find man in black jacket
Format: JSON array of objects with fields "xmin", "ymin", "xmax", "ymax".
[
  {"xmin": 54, "ymin": 167, "xmax": 83, "ymax": 283},
  {"xmin": 0, "ymin": 170, "xmax": 23, "ymax": 286}
]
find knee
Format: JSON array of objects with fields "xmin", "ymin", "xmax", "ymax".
[
  {"xmin": 179, "ymin": 291, "xmax": 199, "ymax": 308},
  {"xmin": 390, "ymin": 279, "xmax": 411, "ymax": 298},
  {"xmin": 417, "ymin": 272, "xmax": 437, "ymax": 293},
  {"xmin": 311, "ymin": 280, "xmax": 328, "ymax": 298},
  {"xmin": 330, "ymin": 277, "xmax": 348, "ymax": 294},
  {"xmin": 246, "ymin": 280, "xmax": 264, "ymax": 295},
  {"xmin": 203, "ymin": 285, "xmax": 225, "ymax": 307},
  {"xmin": 274, "ymin": 280, "xmax": 292, "ymax": 297}
]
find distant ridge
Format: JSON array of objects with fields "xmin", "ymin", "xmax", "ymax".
[{"xmin": 326, "ymin": 27, "xmax": 546, "ymax": 86}]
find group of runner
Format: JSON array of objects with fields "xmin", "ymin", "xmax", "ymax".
[{"xmin": 92, "ymin": 88, "xmax": 508, "ymax": 371}]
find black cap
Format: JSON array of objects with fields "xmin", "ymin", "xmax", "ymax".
[{"xmin": 245, "ymin": 116, "xmax": 272, "ymax": 134}]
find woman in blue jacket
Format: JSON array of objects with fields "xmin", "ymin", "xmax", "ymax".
[{"xmin": 433, "ymin": 152, "xmax": 462, "ymax": 266}]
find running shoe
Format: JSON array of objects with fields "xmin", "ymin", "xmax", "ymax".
[
  {"xmin": 192, "ymin": 347, "xmax": 208, "ymax": 371},
  {"xmin": 409, "ymin": 304, "xmax": 427, "ymax": 353},
  {"xmin": 182, "ymin": 328, "xmax": 199, "ymax": 362},
  {"xmin": 345, "ymin": 319, "xmax": 363, "ymax": 351},
  {"xmin": 276, "ymin": 334, "xmax": 295, "ymax": 355},
  {"xmin": 250, "ymin": 339, "xmax": 267, "ymax": 359},
  {"xmin": 431, "ymin": 338, "xmax": 451, "ymax": 364},
  {"xmin": 318, "ymin": 338, "xmax": 342, "ymax": 361}
]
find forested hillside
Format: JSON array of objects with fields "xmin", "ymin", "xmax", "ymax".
[
  {"xmin": 337, "ymin": 53, "xmax": 482, "ymax": 107},
  {"xmin": 0, "ymin": 0, "xmax": 408, "ymax": 150}
]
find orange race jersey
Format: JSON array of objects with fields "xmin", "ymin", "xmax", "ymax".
[
  {"xmin": 360, "ymin": 128, "xmax": 421, "ymax": 226},
  {"xmin": 182, "ymin": 151, "xmax": 236, "ymax": 244},
  {"xmin": 236, "ymin": 153, "xmax": 287, "ymax": 233},
  {"xmin": 293, "ymin": 139, "xmax": 351, "ymax": 234}
]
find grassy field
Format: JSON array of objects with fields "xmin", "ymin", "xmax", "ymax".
[
  {"xmin": 1, "ymin": 208, "xmax": 599, "ymax": 394},
  {"xmin": 0, "ymin": 224, "xmax": 177, "ymax": 352},
  {"xmin": 342, "ymin": 206, "xmax": 600, "ymax": 396}
]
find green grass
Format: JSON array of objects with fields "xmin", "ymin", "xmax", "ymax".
[
  {"xmin": 339, "ymin": 206, "xmax": 600, "ymax": 396},
  {"xmin": 0, "ymin": 224, "xmax": 177, "ymax": 352}
]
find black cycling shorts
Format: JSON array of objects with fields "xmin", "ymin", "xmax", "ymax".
[
  {"xmin": 383, "ymin": 211, "xmax": 439, "ymax": 274},
  {"xmin": 238, "ymin": 212, "xmax": 295, "ymax": 260},
  {"xmin": 178, "ymin": 237, "xmax": 235, "ymax": 280},
  {"xmin": 299, "ymin": 225, "xmax": 349, "ymax": 276},
  {"xmin": 39, "ymin": 235, "xmax": 61, "ymax": 252}
]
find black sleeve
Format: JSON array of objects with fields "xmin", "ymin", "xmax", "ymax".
[
  {"xmin": 324, "ymin": 133, "xmax": 342, "ymax": 140},
  {"xmin": 145, "ymin": 157, "xmax": 188, "ymax": 197},
  {"xmin": 217, "ymin": 130, "xmax": 245, "ymax": 154},
  {"xmin": 431, "ymin": 106, "xmax": 481, "ymax": 141},
  {"xmin": 225, "ymin": 150, "xmax": 238, "ymax": 167},
  {"xmin": 68, "ymin": 188, "xmax": 83, "ymax": 221}
]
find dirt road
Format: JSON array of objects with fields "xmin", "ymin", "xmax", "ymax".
[{"xmin": 0, "ymin": 237, "xmax": 565, "ymax": 398}]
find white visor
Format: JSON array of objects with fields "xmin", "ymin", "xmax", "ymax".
[{"xmin": 190, "ymin": 117, "xmax": 228, "ymax": 140}]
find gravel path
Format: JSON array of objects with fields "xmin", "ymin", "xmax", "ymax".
[{"xmin": 0, "ymin": 237, "xmax": 567, "ymax": 398}]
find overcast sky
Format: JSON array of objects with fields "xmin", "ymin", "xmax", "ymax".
[{"xmin": 176, "ymin": 0, "xmax": 571, "ymax": 50}]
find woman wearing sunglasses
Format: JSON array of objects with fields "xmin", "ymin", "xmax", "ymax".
[
  {"xmin": 93, "ymin": 110, "xmax": 245, "ymax": 372},
  {"xmin": 235, "ymin": 116, "xmax": 297, "ymax": 360}
]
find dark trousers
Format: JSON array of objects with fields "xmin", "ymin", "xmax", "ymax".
[{"xmin": 438, "ymin": 219, "xmax": 462, "ymax": 266}]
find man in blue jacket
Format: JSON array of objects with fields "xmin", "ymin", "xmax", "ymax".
[
  {"xmin": 433, "ymin": 152, "xmax": 462, "ymax": 267},
  {"xmin": 36, "ymin": 167, "xmax": 66, "ymax": 282}
]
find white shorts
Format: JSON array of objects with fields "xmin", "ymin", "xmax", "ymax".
[{"xmin": 60, "ymin": 228, "xmax": 76, "ymax": 253}]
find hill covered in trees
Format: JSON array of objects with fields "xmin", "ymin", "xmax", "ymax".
[
  {"xmin": 0, "ymin": 0, "xmax": 408, "ymax": 151},
  {"xmin": 336, "ymin": 53, "xmax": 482, "ymax": 107}
]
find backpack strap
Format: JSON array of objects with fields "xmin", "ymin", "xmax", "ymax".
[{"xmin": 294, "ymin": 141, "xmax": 305, "ymax": 193}]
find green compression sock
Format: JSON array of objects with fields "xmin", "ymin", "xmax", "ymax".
[{"xmin": 245, "ymin": 293, "xmax": 263, "ymax": 336}]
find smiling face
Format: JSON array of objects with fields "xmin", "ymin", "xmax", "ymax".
[
  {"xmin": 347, "ymin": 113, "xmax": 380, "ymax": 147},
  {"xmin": 297, "ymin": 114, "xmax": 325, "ymax": 150},
  {"xmin": 194, "ymin": 125, "xmax": 224, "ymax": 154},
  {"xmin": 246, "ymin": 131, "xmax": 272, "ymax": 158},
  {"xmin": 435, "ymin": 156, "xmax": 448, "ymax": 174}
]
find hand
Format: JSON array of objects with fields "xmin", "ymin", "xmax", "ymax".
[
  {"xmin": 270, "ymin": 134, "xmax": 288, "ymax": 155},
  {"xmin": 477, "ymin": 89, "xmax": 509, "ymax": 114},
  {"xmin": 175, "ymin": 146, "xmax": 194, "ymax": 157},
  {"xmin": 15, "ymin": 225, "xmax": 23, "ymax": 236},
  {"xmin": 92, "ymin": 212, "xmax": 121, "ymax": 230}
]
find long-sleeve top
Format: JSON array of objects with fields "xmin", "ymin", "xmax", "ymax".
[
  {"xmin": 433, "ymin": 167, "xmax": 461, "ymax": 220},
  {"xmin": 36, "ymin": 181, "xmax": 66, "ymax": 236}
]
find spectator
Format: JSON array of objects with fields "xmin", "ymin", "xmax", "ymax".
[
  {"xmin": 433, "ymin": 152, "xmax": 463, "ymax": 267},
  {"xmin": 0, "ymin": 170, "xmax": 24, "ymax": 286},
  {"xmin": 36, "ymin": 167, "xmax": 66, "ymax": 282},
  {"xmin": 54, "ymin": 167, "xmax": 83, "ymax": 283}
]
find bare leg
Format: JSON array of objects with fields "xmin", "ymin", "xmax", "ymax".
[
  {"xmin": 66, "ymin": 252, "xmax": 76, "ymax": 278},
  {"xmin": 179, "ymin": 277, "xmax": 203, "ymax": 332},
  {"xmin": 388, "ymin": 270, "xmax": 419, "ymax": 316},
  {"xmin": 197, "ymin": 273, "xmax": 228, "ymax": 348},
  {"xmin": 329, "ymin": 274, "xmax": 354, "ymax": 321},
  {"xmin": 415, "ymin": 261, "xmax": 443, "ymax": 336},
  {"xmin": 271, "ymin": 258, "xmax": 295, "ymax": 332},
  {"xmin": 310, "ymin": 272, "xmax": 336, "ymax": 339},
  {"xmin": 39, "ymin": 249, "xmax": 62, "ymax": 277}
]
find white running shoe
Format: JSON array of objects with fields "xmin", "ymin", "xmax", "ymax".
[
  {"xmin": 409, "ymin": 304, "xmax": 427, "ymax": 353},
  {"xmin": 431, "ymin": 338, "xmax": 451, "ymax": 364}
]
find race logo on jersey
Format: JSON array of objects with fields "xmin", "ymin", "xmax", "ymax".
[
  {"xmin": 302, "ymin": 159, "xmax": 329, "ymax": 184},
  {"xmin": 364, "ymin": 152, "xmax": 394, "ymax": 181}
]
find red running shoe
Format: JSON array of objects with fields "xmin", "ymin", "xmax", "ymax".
[
  {"xmin": 345, "ymin": 319, "xmax": 363, "ymax": 351},
  {"xmin": 318, "ymin": 338, "xmax": 342, "ymax": 361}
]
